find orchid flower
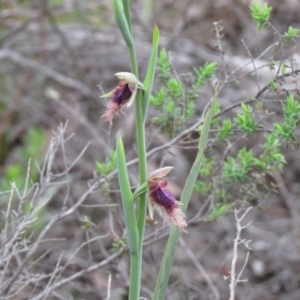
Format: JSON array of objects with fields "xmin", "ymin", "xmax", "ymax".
[
  {"xmin": 147, "ymin": 167, "xmax": 187, "ymax": 231},
  {"xmin": 100, "ymin": 72, "xmax": 144, "ymax": 123}
]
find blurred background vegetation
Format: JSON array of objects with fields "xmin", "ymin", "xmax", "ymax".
[{"xmin": 1, "ymin": 0, "xmax": 300, "ymax": 299}]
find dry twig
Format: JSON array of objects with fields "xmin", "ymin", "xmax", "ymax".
[{"xmin": 228, "ymin": 207, "xmax": 252, "ymax": 300}]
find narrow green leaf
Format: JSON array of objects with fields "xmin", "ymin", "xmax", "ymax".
[
  {"xmin": 142, "ymin": 25, "xmax": 160, "ymax": 120},
  {"xmin": 116, "ymin": 135, "xmax": 139, "ymax": 254},
  {"xmin": 152, "ymin": 83, "xmax": 219, "ymax": 300},
  {"xmin": 122, "ymin": 0, "xmax": 132, "ymax": 34},
  {"xmin": 113, "ymin": 0, "xmax": 133, "ymax": 48}
]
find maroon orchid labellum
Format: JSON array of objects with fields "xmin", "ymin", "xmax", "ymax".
[
  {"xmin": 147, "ymin": 167, "xmax": 187, "ymax": 231},
  {"xmin": 100, "ymin": 72, "xmax": 144, "ymax": 123}
]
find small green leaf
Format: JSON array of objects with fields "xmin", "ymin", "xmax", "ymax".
[
  {"xmin": 209, "ymin": 204, "xmax": 230, "ymax": 219},
  {"xmin": 150, "ymin": 88, "xmax": 166, "ymax": 107},
  {"xmin": 235, "ymin": 103, "xmax": 258, "ymax": 134},
  {"xmin": 116, "ymin": 135, "xmax": 139, "ymax": 254},
  {"xmin": 223, "ymin": 148, "xmax": 255, "ymax": 182},
  {"xmin": 193, "ymin": 62, "xmax": 217, "ymax": 88},
  {"xmin": 142, "ymin": 25, "xmax": 160, "ymax": 120},
  {"xmin": 269, "ymin": 80, "xmax": 277, "ymax": 90},
  {"xmin": 281, "ymin": 65, "xmax": 287, "ymax": 74},
  {"xmin": 218, "ymin": 119, "xmax": 234, "ymax": 141},
  {"xmin": 250, "ymin": 0, "xmax": 272, "ymax": 31},
  {"xmin": 274, "ymin": 122, "xmax": 295, "ymax": 142},
  {"xmin": 95, "ymin": 150, "xmax": 117, "ymax": 176},
  {"xmin": 284, "ymin": 26, "xmax": 299, "ymax": 42},
  {"xmin": 157, "ymin": 48, "xmax": 171, "ymax": 80},
  {"xmin": 113, "ymin": 0, "xmax": 133, "ymax": 48}
]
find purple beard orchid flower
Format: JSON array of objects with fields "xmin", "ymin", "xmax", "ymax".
[
  {"xmin": 147, "ymin": 167, "xmax": 187, "ymax": 231},
  {"xmin": 100, "ymin": 72, "xmax": 144, "ymax": 123}
]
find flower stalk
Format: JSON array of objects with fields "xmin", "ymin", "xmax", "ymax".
[
  {"xmin": 120, "ymin": 7, "xmax": 148, "ymax": 300},
  {"xmin": 112, "ymin": 1, "xmax": 160, "ymax": 299}
]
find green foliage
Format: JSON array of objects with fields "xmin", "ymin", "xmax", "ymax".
[
  {"xmin": 153, "ymin": 44, "xmax": 290, "ymax": 213},
  {"xmin": 210, "ymin": 101, "xmax": 221, "ymax": 126},
  {"xmin": 0, "ymin": 164, "xmax": 24, "ymax": 190},
  {"xmin": 150, "ymin": 48, "xmax": 217, "ymax": 136},
  {"xmin": 153, "ymin": 82, "xmax": 218, "ymax": 300},
  {"xmin": 193, "ymin": 62, "xmax": 217, "ymax": 91},
  {"xmin": 235, "ymin": 103, "xmax": 259, "ymax": 134},
  {"xmin": 96, "ymin": 150, "xmax": 117, "ymax": 176},
  {"xmin": 49, "ymin": 0, "xmax": 64, "ymax": 6},
  {"xmin": 21, "ymin": 127, "xmax": 46, "ymax": 159},
  {"xmin": 274, "ymin": 122, "xmax": 294, "ymax": 142},
  {"xmin": 112, "ymin": 237, "xmax": 125, "ymax": 250},
  {"xmin": 199, "ymin": 155, "xmax": 215, "ymax": 177},
  {"xmin": 194, "ymin": 180, "xmax": 213, "ymax": 196},
  {"xmin": 250, "ymin": 0, "xmax": 272, "ymax": 31},
  {"xmin": 281, "ymin": 65, "xmax": 287, "ymax": 74},
  {"xmin": 282, "ymin": 94, "xmax": 300, "ymax": 121},
  {"xmin": 0, "ymin": 127, "xmax": 49, "ymax": 232},
  {"xmin": 184, "ymin": 35, "xmax": 298, "ymax": 217},
  {"xmin": 218, "ymin": 119, "xmax": 234, "ymax": 141},
  {"xmin": 224, "ymin": 148, "xmax": 255, "ymax": 182},
  {"xmin": 274, "ymin": 94, "xmax": 300, "ymax": 143},
  {"xmin": 0, "ymin": 127, "xmax": 47, "ymax": 191},
  {"xmin": 209, "ymin": 204, "xmax": 230, "ymax": 219},
  {"xmin": 157, "ymin": 48, "xmax": 171, "ymax": 81},
  {"xmin": 194, "ymin": 155, "xmax": 215, "ymax": 196},
  {"xmin": 195, "ymin": 132, "xmax": 285, "ymax": 208},
  {"xmin": 269, "ymin": 80, "xmax": 277, "ymax": 90},
  {"xmin": 257, "ymin": 134, "xmax": 285, "ymax": 171},
  {"xmin": 269, "ymin": 59, "xmax": 276, "ymax": 70},
  {"xmin": 80, "ymin": 215, "xmax": 96, "ymax": 232},
  {"xmin": 284, "ymin": 26, "xmax": 299, "ymax": 43}
]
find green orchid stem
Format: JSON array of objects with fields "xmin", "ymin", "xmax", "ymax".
[
  {"xmin": 129, "ymin": 45, "xmax": 139, "ymax": 77},
  {"xmin": 119, "ymin": 3, "xmax": 158, "ymax": 298},
  {"xmin": 129, "ymin": 253, "xmax": 140, "ymax": 300},
  {"xmin": 128, "ymin": 40, "xmax": 148, "ymax": 300}
]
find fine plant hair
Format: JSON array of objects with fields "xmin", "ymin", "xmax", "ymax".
[{"xmin": 1, "ymin": 0, "xmax": 300, "ymax": 300}]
